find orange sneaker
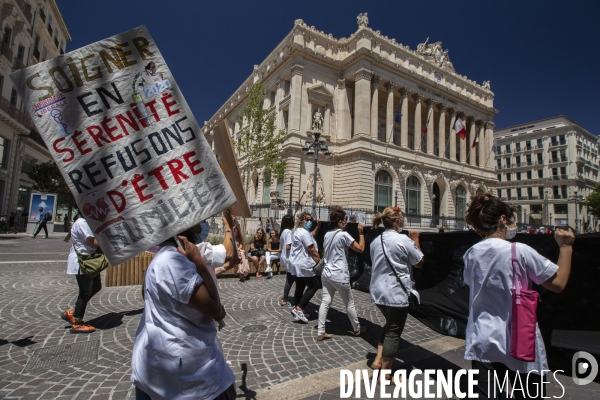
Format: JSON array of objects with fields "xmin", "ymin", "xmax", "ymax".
[
  {"xmin": 61, "ymin": 309, "xmax": 75, "ymax": 325},
  {"xmin": 70, "ymin": 323, "xmax": 96, "ymax": 334}
]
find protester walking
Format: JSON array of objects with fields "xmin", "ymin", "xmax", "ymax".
[
  {"xmin": 369, "ymin": 206, "xmax": 424, "ymax": 373},
  {"xmin": 131, "ymin": 218, "xmax": 237, "ymax": 400},
  {"xmin": 289, "ymin": 211, "xmax": 320, "ymax": 322},
  {"xmin": 61, "ymin": 217, "xmax": 102, "ymax": 333},
  {"xmin": 31, "ymin": 207, "xmax": 50, "ymax": 238},
  {"xmin": 316, "ymin": 208, "xmax": 367, "ymax": 341},
  {"xmin": 463, "ymin": 193, "xmax": 574, "ymax": 399},
  {"xmin": 279, "ymin": 215, "xmax": 295, "ymax": 307},
  {"xmin": 265, "ymin": 229, "xmax": 281, "ymax": 279},
  {"xmin": 249, "ymin": 228, "xmax": 267, "ymax": 277}
]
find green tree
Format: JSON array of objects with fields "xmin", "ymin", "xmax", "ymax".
[
  {"xmin": 582, "ymin": 184, "xmax": 600, "ymax": 218},
  {"xmin": 28, "ymin": 161, "xmax": 77, "ymax": 219},
  {"xmin": 234, "ymin": 82, "xmax": 287, "ymax": 200}
]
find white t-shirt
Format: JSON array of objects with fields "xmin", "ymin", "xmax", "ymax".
[
  {"xmin": 289, "ymin": 227, "xmax": 318, "ymax": 278},
  {"xmin": 131, "ymin": 246, "xmax": 235, "ymax": 400},
  {"xmin": 369, "ymin": 230, "xmax": 423, "ymax": 307},
  {"xmin": 67, "ymin": 218, "xmax": 97, "ymax": 275},
  {"xmin": 322, "ymin": 229, "xmax": 355, "ymax": 284},
  {"xmin": 279, "ymin": 229, "xmax": 292, "ymax": 272},
  {"xmin": 463, "ymin": 239, "xmax": 558, "ymax": 374}
]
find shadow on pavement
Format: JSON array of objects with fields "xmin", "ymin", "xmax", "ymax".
[{"xmin": 86, "ymin": 308, "xmax": 144, "ymax": 330}]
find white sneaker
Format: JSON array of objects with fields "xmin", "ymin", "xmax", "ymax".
[{"xmin": 292, "ymin": 309, "xmax": 308, "ymax": 323}]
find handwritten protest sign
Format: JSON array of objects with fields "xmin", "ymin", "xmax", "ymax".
[{"xmin": 10, "ymin": 26, "xmax": 236, "ymax": 265}]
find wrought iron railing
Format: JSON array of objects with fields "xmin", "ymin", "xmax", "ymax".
[
  {"xmin": 0, "ymin": 42, "xmax": 13, "ymax": 62},
  {"xmin": 0, "ymin": 95, "xmax": 34, "ymax": 129}
]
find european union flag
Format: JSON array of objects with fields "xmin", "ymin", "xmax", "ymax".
[{"xmin": 395, "ymin": 112, "xmax": 402, "ymax": 123}]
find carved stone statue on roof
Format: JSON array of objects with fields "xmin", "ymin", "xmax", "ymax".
[
  {"xmin": 482, "ymin": 80, "xmax": 491, "ymax": 90},
  {"xmin": 357, "ymin": 13, "xmax": 369, "ymax": 28},
  {"xmin": 416, "ymin": 38, "xmax": 455, "ymax": 72}
]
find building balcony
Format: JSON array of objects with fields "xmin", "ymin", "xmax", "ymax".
[
  {"xmin": 0, "ymin": 42, "xmax": 14, "ymax": 63},
  {"xmin": 15, "ymin": 0, "xmax": 33, "ymax": 24},
  {"xmin": 518, "ymin": 196, "xmax": 529, "ymax": 200},
  {"xmin": 0, "ymin": 95, "xmax": 35, "ymax": 130},
  {"xmin": 550, "ymin": 141, "xmax": 567, "ymax": 147},
  {"xmin": 39, "ymin": 8, "xmax": 46, "ymax": 22},
  {"xmin": 550, "ymin": 158, "xmax": 567, "ymax": 163}
]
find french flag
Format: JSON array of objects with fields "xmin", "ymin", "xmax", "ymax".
[{"xmin": 453, "ymin": 116, "xmax": 466, "ymax": 140}]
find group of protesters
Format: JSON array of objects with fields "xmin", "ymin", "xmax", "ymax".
[{"xmin": 60, "ymin": 192, "xmax": 575, "ymax": 400}]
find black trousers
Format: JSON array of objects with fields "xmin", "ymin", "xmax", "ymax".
[
  {"xmin": 375, "ymin": 304, "xmax": 409, "ymax": 360},
  {"xmin": 294, "ymin": 276, "xmax": 320, "ymax": 309},
  {"xmin": 33, "ymin": 221, "xmax": 48, "ymax": 237},
  {"xmin": 471, "ymin": 360, "xmax": 547, "ymax": 399},
  {"xmin": 74, "ymin": 273, "xmax": 102, "ymax": 320},
  {"xmin": 282, "ymin": 272, "xmax": 295, "ymax": 303}
]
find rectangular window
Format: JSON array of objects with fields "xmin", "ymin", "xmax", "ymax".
[
  {"xmin": 526, "ymin": 140, "xmax": 531, "ymax": 150},
  {"xmin": 497, "ymin": 159, "xmax": 501, "ymax": 169},
  {"xmin": 284, "ymin": 80, "xmax": 290, "ymax": 94},
  {"xmin": 0, "ymin": 136, "xmax": 8, "ymax": 169},
  {"xmin": 0, "ymin": 75, "xmax": 4, "ymax": 94},
  {"xmin": 516, "ymin": 155, "xmax": 521, "ymax": 165},
  {"xmin": 538, "ymin": 169, "xmax": 543, "ymax": 178},
  {"xmin": 555, "ymin": 204, "xmax": 568, "ymax": 214},
  {"xmin": 527, "ymin": 171, "xmax": 532, "ymax": 179},
  {"xmin": 10, "ymin": 89, "xmax": 17, "ymax": 106},
  {"xmin": 17, "ymin": 45, "xmax": 24, "ymax": 61},
  {"xmin": 2, "ymin": 28, "xmax": 11, "ymax": 44},
  {"xmin": 528, "ymin": 187, "xmax": 533, "ymax": 198},
  {"xmin": 516, "ymin": 142, "xmax": 521, "ymax": 151},
  {"xmin": 506, "ymin": 144, "xmax": 511, "ymax": 153},
  {"xmin": 539, "ymin": 187, "xmax": 545, "ymax": 199},
  {"xmin": 553, "ymin": 186, "xmax": 560, "ymax": 198},
  {"xmin": 537, "ymin": 153, "xmax": 543, "ymax": 163},
  {"xmin": 506, "ymin": 158, "xmax": 511, "ymax": 167},
  {"xmin": 42, "ymin": 47, "xmax": 47, "ymax": 61},
  {"xmin": 561, "ymin": 185, "xmax": 567, "ymax": 198},
  {"xmin": 537, "ymin": 138, "xmax": 543, "ymax": 148},
  {"xmin": 507, "ymin": 173, "xmax": 512, "ymax": 181},
  {"xmin": 378, "ymin": 123, "xmax": 385, "ymax": 142},
  {"xmin": 497, "ymin": 174, "xmax": 501, "ymax": 182},
  {"xmin": 497, "ymin": 189, "xmax": 502, "ymax": 198},
  {"xmin": 560, "ymin": 150, "xmax": 567, "ymax": 161},
  {"xmin": 526, "ymin": 154, "xmax": 532, "ymax": 165},
  {"xmin": 560, "ymin": 134, "xmax": 566, "ymax": 144},
  {"xmin": 560, "ymin": 167, "xmax": 566, "ymax": 176},
  {"xmin": 552, "ymin": 168, "xmax": 558, "ymax": 177},
  {"xmin": 283, "ymin": 110, "xmax": 289, "ymax": 131},
  {"xmin": 517, "ymin": 172, "xmax": 522, "ymax": 180}
]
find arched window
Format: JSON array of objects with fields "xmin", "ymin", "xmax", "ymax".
[
  {"xmin": 405, "ymin": 176, "xmax": 421, "ymax": 215},
  {"xmin": 262, "ymin": 172, "xmax": 271, "ymax": 204},
  {"xmin": 374, "ymin": 170, "xmax": 393, "ymax": 212},
  {"xmin": 456, "ymin": 185, "xmax": 467, "ymax": 218}
]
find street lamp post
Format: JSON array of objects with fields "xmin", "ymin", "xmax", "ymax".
[
  {"xmin": 287, "ymin": 176, "xmax": 294, "ymax": 215},
  {"xmin": 568, "ymin": 191, "xmax": 585, "ymax": 234},
  {"xmin": 395, "ymin": 190, "xmax": 398, "ymax": 207},
  {"xmin": 302, "ymin": 130, "xmax": 330, "ymax": 216}
]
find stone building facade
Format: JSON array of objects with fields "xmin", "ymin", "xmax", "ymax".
[
  {"xmin": 494, "ymin": 116, "xmax": 599, "ymax": 232},
  {"xmin": 204, "ymin": 15, "xmax": 497, "ymax": 223},
  {"xmin": 0, "ymin": 0, "xmax": 70, "ymax": 217}
]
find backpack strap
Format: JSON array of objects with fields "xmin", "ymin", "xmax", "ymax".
[{"xmin": 511, "ymin": 243, "xmax": 530, "ymax": 304}]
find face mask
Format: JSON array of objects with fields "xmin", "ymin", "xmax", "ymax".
[
  {"xmin": 505, "ymin": 222, "xmax": 517, "ymax": 240},
  {"xmin": 304, "ymin": 220, "xmax": 313, "ymax": 230},
  {"xmin": 194, "ymin": 221, "xmax": 211, "ymax": 244}
]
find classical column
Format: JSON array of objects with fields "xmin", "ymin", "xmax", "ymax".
[
  {"xmin": 413, "ymin": 93, "xmax": 424, "ymax": 150},
  {"xmin": 437, "ymin": 103, "xmax": 447, "ymax": 158},
  {"xmin": 353, "ymin": 68, "xmax": 372, "ymax": 137},
  {"xmin": 459, "ymin": 113, "xmax": 467, "ymax": 163},
  {"xmin": 336, "ymin": 76, "xmax": 351, "ymax": 141},
  {"xmin": 425, "ymin": 99, "xmax": 435, "ymax": 154},
  {"xmin": 324, "ymin": 104, "xmax": 331, "ymax": 137},
  {"xmin": 448, "ymin": 108, "xmax": 457, "ymax": 161},
  {"xmin": 400, "ymin": 88, "xmax": 410, "ymax": 147},
  {"xmin": 289, "ymin": 63, "xmax": 304, "ymax": 134},
  {"xmin": 370, "ymin": 75, "xmax": 381, "ymax": 140},
  {"xmin": 472, "ymin": 120, "xmax": 483, "ymax": 165},
  {"xmin": 275, "ymin": 78, "xmax": 283, "ymax": 129},
  {"xmin": 478, "ymin": 119, "xmax": 486, "ymax": 167},
  {"xmin": 485, "ymin": 121, "xmax": 496, "ymax": 169},
  {"xmin": 385, "ymin": 81, "xmax": 396, "ymax": 143}
]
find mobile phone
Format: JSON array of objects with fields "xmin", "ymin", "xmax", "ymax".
[{"xmin": 173, "ymin": 235, "xmax": 184, "ymax": 249}]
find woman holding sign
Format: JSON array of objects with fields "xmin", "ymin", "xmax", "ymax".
[{"xmin": 131, "ymin": 216, "xmax": 238, "ymax": 400}]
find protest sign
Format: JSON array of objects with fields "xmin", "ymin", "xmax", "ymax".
[{"xmin": 10, "ymin": 26, "xmax": 236, "ymax": 265}]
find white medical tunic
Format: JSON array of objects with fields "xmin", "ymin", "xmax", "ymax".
[
  {"xmin": 321, "ymin": 229, "xmax": 355, "ymax": 284},
  {"xmin": 131, "ymin": 245, "xmax": 234, "ymax": 400},
  {"xmin": 463, "ymin": 239, "xmax": 558, "ymax": 374},
  {"xmin": 369, "ymin": 229, "xmax": 423, "ymax": 307},
  {"xmin": 279, "ymin": 229, "xmax": 292, "ymax": 273},
  {"xmin": 67, "ymin": 218, "xmax": 97, "ymax": 275},
  {"xmin": 289, "ymin": 228, "xmax": 318, "ymax": 278}
]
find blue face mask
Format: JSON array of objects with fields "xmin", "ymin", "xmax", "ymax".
[
  {"xmin": 304, "ymin": 220, "xmax": 313, "ymax": 230},
  {"xmin": 194, "ymin": 221, "xmax": 210, "ymax": 244}
]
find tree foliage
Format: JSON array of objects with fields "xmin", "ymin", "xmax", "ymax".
[
  {"xmin": 234, "ymin": 82, "xmax": 286, "ymax": 196},
  {"xmin": 28, "ymin": 161, "xmax": 77, "ymax": 217},
  {"xmin": 582, "ymin": 184, "xmax": 600, "ymax": 218}
]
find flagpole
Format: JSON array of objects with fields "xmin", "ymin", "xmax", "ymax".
[{"xmin": 439, "ymin": 112, "xmax": 455, "ymax": 166}]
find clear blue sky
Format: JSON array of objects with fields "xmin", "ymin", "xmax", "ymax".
[{"xmin": 58, "ymin": 0, "xmax": 599, "ymax": 134}]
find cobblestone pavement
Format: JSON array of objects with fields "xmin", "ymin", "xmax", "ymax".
[
  {"xmin": 0, "ymin": 234, "xmax": 443, "ymax": 399},
  {"xmin": 1, "ymin": 234, "xmax": 598, "ymax": 400}
]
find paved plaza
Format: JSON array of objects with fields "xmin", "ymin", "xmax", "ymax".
[{"xmin": 1, "ymin": 233, "xmax": 599, "ymax": 399}]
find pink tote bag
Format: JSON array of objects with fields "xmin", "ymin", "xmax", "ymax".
[{"xmin": 510, "ymin": 242, "xmax": 539, "ymax": 362}]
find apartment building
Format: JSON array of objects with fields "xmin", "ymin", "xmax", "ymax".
[{"xmin": 494, "ymin": 116, "xmax": 599, "ymax": 232}]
